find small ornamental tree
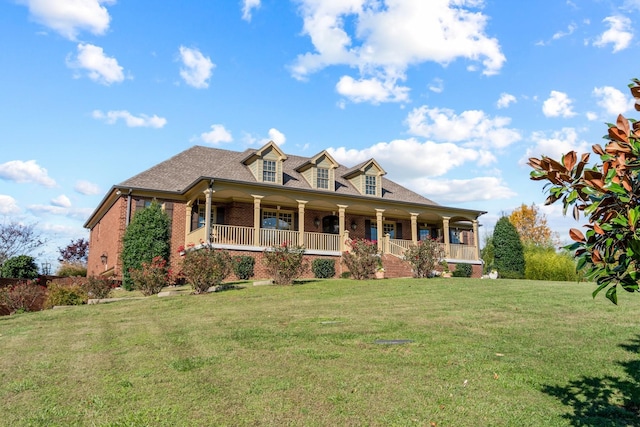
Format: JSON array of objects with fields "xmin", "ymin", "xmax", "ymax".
[
  {"xmin": 121, "ymin": 201, "xmax": 171, "ymax": 290},
  {"xmin": 58, "ymin": 238, "xmax": 89, "ymax": 265},
  {"xmin": 342, "ymin": 239, "xmax": 378, "ymax": 280},
  {"xmin": 263, "ymin": 242, "xmax": 308, "ymax": 285},
  {"xmin": 404, "ymin": 238, "xmax": 446, "ymax": 278},
  {"xmin": 0, "ymin": 281, "xmax": 46, "ymax": 314},
  {"xmin": 528, "ymin": 79, "xmax": 640, "ymax": 303},
  {"xmin": 493, "ymin": 216, "xmax": 525, "ymax": 279},
  {"xmin": 1, "ymin": 255, "xmax": 39, "ymax": 279},
  {"xmin": 181, "ymin": 248, "xmax": 233, "ymax": 293}
]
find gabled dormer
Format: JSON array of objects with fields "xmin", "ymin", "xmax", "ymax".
[
  {"xmin": 242, "ymin": 141, "xmax": 287, "ymax": 185},
  {"xmin": 342, "ymin": 158, "xmax": 386, "ymax": 197},
  {"xmin": 295, "ymin": 150, "xmax": 339, "ymax": 191}
]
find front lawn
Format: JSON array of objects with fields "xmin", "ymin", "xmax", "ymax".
[{"xmin": 1, "ymin": 278, "xmax": 639, "ymax": 426}]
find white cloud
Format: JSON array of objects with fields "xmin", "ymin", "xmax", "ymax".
[
  {"xmin": 592, "ymin": 85, "xmax": 634, "ymax": 116},
  {"xmin": 28, "ymin": 204, "xmax": 93, "ymax": 220},
  {"xmin": 22, "ymin": 0, "xmax": 114, "ymax": 40},
  {"xmin": 593, "ymin": 15, "xmax": 633, "ymax": 52},
  {"xmin": 199, "ymin": 124, "xmax": 233, "ymax": 145},
  {"xmin": 242, "ymin": 0, "xmax": 261, "ymax": 21},
  {"xmin": 0, "ymin": 195, "xmax": 20, "ymax": 215},
  {"xmin": 403, "ymin": 176, "xmax": 516, "ymax": 204},
  {"xmin": 336, "ymin": 75, "xmax": 409, "ymax": 104},
  {"xmin": 178, "ymin": 46, "xmax": 215, "ymax": 89},
  {"xmin": 51, "ymin": 194, "xmax": 72, "ymax": 208},
  {"xmin": 523, "ymin": 127, "xmax": 590, "ymax": 162},
  {"xmin": 265, "ymin": 128, "xmax": 286, "ymax": 145},
  {"xmin": 586, "ymin": 111, "xmax": 598, "ymax": 121},
  {"xmin": 405, "ymin": 106, "xmax": 521, "ymax": 149},
  {"xmin": 552, "ymin": 23, "xmax": 577, "ymax": 40},
  {"xmin": 291, "ymin": 0, "xmax": 505, "ymax": 103},
  {"xmin": 0, "ymin": 160, "xmax": 56, "ymax": 187},
  {"xmin": 542, "ymin": 90, "xmax": 576, "ymax": 118},
  {"xmin": 496, "ymin": 93, "xmax": 516, "ymax": 109},
  {"xmin": 74, "ymin": 180, "xmax": 100, "ymax": 195},
  {"xmin": 67, "ymin": 43, "xmax": 124, "ymax": 85},
  {"xmin": 428, "ymin": 78, "xmax": 444, "ymax": 93},
  {"xmin": 328, "ymin": 138, "xmax": 484, "ymax": 180},
  {"xmin": 92, "ymin": 110, "xmax": 167, "ymax": 128}
]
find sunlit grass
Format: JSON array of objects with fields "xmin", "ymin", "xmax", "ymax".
[{"xmin": 1, "ymin": 278, "xmax": 639, "ymax": 426}]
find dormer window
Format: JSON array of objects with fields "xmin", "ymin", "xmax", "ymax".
[
  {"xmin": 365, "ymin": 175, "xmax": 377, "ymax": 195},
  {"xmin": 263, "ymin": 160, "xmax": 276, "ymax": 182},
  {"xmin": 317, "ymin": 167, "xmax": 329, "ymax": 189}
]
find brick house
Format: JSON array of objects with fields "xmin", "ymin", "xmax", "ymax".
[{"xmin": 84, "ymin": 141, "xmax": 486, "ymax": 279}]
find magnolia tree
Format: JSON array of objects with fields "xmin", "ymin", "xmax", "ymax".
[{"xmin": 528, "ymin": 79, "xmax": 640, "ymax": 304}]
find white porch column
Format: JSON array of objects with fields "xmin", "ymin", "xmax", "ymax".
[
  {"xmin": 185, "ymin": 200, "xmax": 194, "ymax": 240},
  {"xmin": 204, "ymin": 189, "xmax": 213, "ymax": 244},
  {"xmin": 472, "ymin": 219, "xmax": 480, "ymax": 260},
  {"xmin": 442, "ymin": 216, "xmax": 451, "ymax": 257},
  {"xmin": 297, "ymin": 200, "xmax": 307, "ymax": 246},
  {"xmin": 252, "ymin": 195, "xmax": 263, "ymax": 246},
  {"xmin": 337, "ymin": 204, "xmax": 348, "ymax": 253},
  {"xmin": 410, "ymin": 213, "xmax": 419, "ymax": 245},
  {"xmin": 376, "ymin": 209, "xmax": 385, "ymax": 253}
]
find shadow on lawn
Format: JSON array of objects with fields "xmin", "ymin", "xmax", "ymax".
[{"xmin": 542, "ymin": 335, "xmax": 640, "ymax": 426}]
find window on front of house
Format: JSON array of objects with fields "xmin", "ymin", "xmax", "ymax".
[
  {"xmin": 383, "ymin": 222, "xmax": 396, "ymax": 239},
  {"xmin": 261, "ymin": 210, "xmax": 292, "ymax": 230},
  {"xmin": 317, "ymin": 167, "xmax": 329, "ymax": 189},
  {"xmin": 263, "ymin": 160, "xmax": 276, "ymax": 182},
  {"xmin": 365, "ymin": 175, "xmax": 376, "ymax": 195},
  {"xmin": 197, "ymin": 205, "xmax": 216, "ymax": 229}
]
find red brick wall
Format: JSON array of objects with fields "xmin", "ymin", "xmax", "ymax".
[{"xmin": 87, "ymin": 197, "xmax": 127, "ymax": 278}]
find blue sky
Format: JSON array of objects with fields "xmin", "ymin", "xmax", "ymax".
[{"xmin": 1, "ymin": 0, "xmax": 639, "ymax": 267}]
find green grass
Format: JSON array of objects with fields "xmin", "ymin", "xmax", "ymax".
[{"xmin": 1, "ymin": 278, "xmax": 639, "ymax": 426}]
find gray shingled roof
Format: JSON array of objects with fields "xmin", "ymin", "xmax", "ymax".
[{"xmin": 119, "ymin": 145, "xmax": 439, "ymax": 206}]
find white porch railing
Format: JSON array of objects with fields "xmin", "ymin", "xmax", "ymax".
[
  {"xmin": 259, "ymin": 229, "xmax": 299, "ymax": 247},
  {"xmin": 449, "ymin": 243, "xmax": 476, "ymax": 260},
  {"xmin": 211, "ymin": 224, "xmax": 254, "ymax": 246},
  {"xmin": 304, "ymin": 231, "xmax": 340, "ymax": 252},
  {"xmin": 388, "ymin": 238, "xmax": 412, "ymax": 257}
]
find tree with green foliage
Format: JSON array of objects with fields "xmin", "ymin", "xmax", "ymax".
[
  {"xmin": 493, "ymin": 216, "xmax": 525, "ymax": 279},
  {"xmin": 121, "ymin": 201, "xmax": 171, "ymax": 290},
  {"xmin": 529, "ymin": 78, "xmax": 640, "ymax": 303},
  {"xmin": 1, "ymin": 255, "xmax": 39, "ymax": 279}
]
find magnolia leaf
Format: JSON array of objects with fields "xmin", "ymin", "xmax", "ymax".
[
  {"xmin": 569, "ymin": 228, "xmax": 586, "ymax": 243},
  {"xmin": 617, "ymin": 114, "xmax": 630, "ymax": 137},
  {"xmin": 592, "ymin": 144, "xmax": 606, "ymax": 156},
  {"xmin": 593, "ymin": 223, "xmax": 605, "ymax": 235},
  {"xmin": 592, "ymin": 249, "xmax": 603, "ymax": 264},
  {"xmin": 562, "ymin": 151, "xmax": 577, "ymax": 171},
  {"xmin": 605, "ymin": 285, "xmax": 618, "ymax": 305}
]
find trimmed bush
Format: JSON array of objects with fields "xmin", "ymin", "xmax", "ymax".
[
  {"xmin": 44, "ymin": 281, "xmax": 87, "ymax": 308},
  {"xmin": 1, "ymin": 255, "xmax": 39, "ymax": 279},
  {"xmin": 182, "ymin": 248, "xmax": 233, "ymax": 293},
  {"xmin": 452, "ymin": 263, "xmax": 473, "ymax": 278},
  {"xmin": 342, "ymin": 239, "xmax": 378, "ymax": 280},
  {"xmin": 493, "ymin": 216, "xmax": 525, "ymax": 279},
  {"xmin": 312, "ymin": 258, "xmax": 335, "ymax": 279},
  {"xmin": 233, "ymin": 256, "xmax": 255, "ymax": 280},
  {"xmin": 129, "ymin": 256, "xmax": 169, "ymax": 296},
  {"xmin": 0, "ymin": 281, "xmax": 46, "ymax": 314},
  {"xmin": 404, "ymin": 238, "xmax": 446, "ymax": 278},
  {"xmin": 263, "ymin": 242, "xmax": 308, "ymax": 285}
]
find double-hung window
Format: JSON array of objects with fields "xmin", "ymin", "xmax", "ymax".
[
  {"xmin": 365, "ymin": 175, "xmax": 377, "ymax": 195},
  {"xmin": 263, "ymin": 160, "xmax": 276, "ymax": 182},
  {"xmin": 317, "ymin": 167, "xmax": 329, "ymax": 189},
  {"xmin": 262, "ymin": 210, "xmax": 292, "ymax": 230}
]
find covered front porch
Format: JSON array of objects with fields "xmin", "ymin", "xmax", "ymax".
[{"xmin": 183, "ymin": 187, "xmax": 481, "ymax": 263}]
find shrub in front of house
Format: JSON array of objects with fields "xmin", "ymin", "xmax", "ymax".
[
  {"xmin": 83, "ymin": 276, "xmax": 114, "ymax": 299},
  {"xmin": 44, "ymin": 280, "xmax": 88, "ymax": 308},
  {"xmin": 233, "ymin": 255, "xmax": 255, "ymax": 280},
  {"xmin": 263, "ymin": 242, "xmax": 308, "ymax": 285},
  {"xmin": 0, "ymin": 281, "xmax": 46, "ymax": 314},
  {"xmin": 342, "ymin": 239, "xmax": 378, "ymax": 280},
  {"xmin": 452, "ymin": 263, "xmax": 473, "ymax": 278},
  {"xmin": 129, "ymin": 256, "xmax": 169, "ymax": 296},
  {"xmin": 182, "ymin": 248, "xmax": 233, "ymax": 293},
  {"xmin": 404, "ymin": 238, "xmax": 446, "ymax": 278},
  {"xmin": 312, "ymin": 258, "xmax": 335, "ymax": 279}
]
